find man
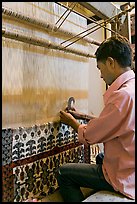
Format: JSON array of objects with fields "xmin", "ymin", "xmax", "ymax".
[{"xmin": 57, "ymin": 36, "xmax": 135, "ymax": 202}]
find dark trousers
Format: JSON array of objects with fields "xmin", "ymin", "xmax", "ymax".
[{"xmin": 57, "ymin": 153, "xmax": 115, "ymax": 202}]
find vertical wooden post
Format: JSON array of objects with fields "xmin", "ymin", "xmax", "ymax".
[
  {"xmin": 118, "ymin": 3, "xmax": 132, "ymax": 42},
  {"xmin": 84, "ymin": 145, "xmax": 90, "ymax": 163}
]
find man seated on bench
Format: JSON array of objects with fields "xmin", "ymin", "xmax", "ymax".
[{"xmin": 57, "ymin": 36, "xmax": 135, "ymax": 202}]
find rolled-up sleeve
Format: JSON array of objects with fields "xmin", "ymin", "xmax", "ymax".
[{"xmin": 78, "ymin": 103, "xmax": 126, "ymax": 146}]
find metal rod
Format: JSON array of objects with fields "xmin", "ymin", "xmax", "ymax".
[
  {"xmin": 57, "ymin": 2, "xmax": 135, "ymax": 47},
  {"xmin": 57, "ymin": 2, "xmax": 134, "ymax": 25},
  {"xmin": 2, "ymin": 28, "xmax": 96, "ymax": 58},
  {"xmin": 56, "ymin": 2, "xmax": 77, "ymax": 30},
  {"xmin": 61, "ymin": 22, "xmax": 103, "ymax": 45},
  {"xmin": 61, "ymin": 11, "xmax": 120, "ymax": 45},
  {"xmin": 2, "ymin": 7, "xmax": 101, "ymax": 46},
  {"xmin": 55, "ymin": 2, "xmax": 74, "ymax": 25},
  {"xmin": 64, "ymin": 22, "xmax": 120, "ymax": 49},
  {"xmin": 56, "ymin": 2, "xmax": 117, "ymax": 33}
]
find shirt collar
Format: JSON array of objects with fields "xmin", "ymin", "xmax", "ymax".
[{"xmin": 103, "ymin": 70, "xmax": 135, "ymax": 105}]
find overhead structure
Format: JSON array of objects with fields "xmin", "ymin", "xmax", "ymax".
[
  {"xmin": 79, "ymin": 2, "xmax": 121, "ymax": 20},
  {"xmin": 78, "ymin": 2, "xmax": 134, "ymax": 41}
]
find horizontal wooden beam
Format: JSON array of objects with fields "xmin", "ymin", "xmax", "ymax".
[{"xmin": 79, "ymin": 2, "xmax": 121, "ymax": 20}]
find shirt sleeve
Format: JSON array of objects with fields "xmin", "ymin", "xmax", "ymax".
[{"xmin": 78, "ymin": 103, "xmax": 125, "ymax": 146}]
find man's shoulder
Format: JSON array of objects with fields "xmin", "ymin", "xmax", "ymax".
[{"xmin": 108, "ymin": 88, "xmax": 134, "ymax": 109}]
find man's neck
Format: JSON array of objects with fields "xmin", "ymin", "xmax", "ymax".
[{"xmin": 115, "ymin": 67, "xmax": 131, "ymax": 79}]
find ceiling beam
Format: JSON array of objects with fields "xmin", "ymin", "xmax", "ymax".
[{"xmin": 79, "ymin": 2, "xmax": 121, "ymax": 20}]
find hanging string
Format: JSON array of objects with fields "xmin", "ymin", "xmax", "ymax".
[{"xmin": 2, "ymin": 6, "xmax": 101, "ymax": 46}]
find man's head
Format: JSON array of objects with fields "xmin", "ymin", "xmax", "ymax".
[{"xmin": 95, "ymin": 36, "xmax": 133, "ymax": 85}]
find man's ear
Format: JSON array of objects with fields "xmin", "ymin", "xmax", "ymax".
[{"xmin": 106, "ymin": 57, "xmax": 115, "ymax": 69}]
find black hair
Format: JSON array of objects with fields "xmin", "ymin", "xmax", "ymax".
[{"xmin": 95, "ymin": 36, "xmax": 133, "ymax": 68}]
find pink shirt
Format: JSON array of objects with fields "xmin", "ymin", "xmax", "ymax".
[{"xmin": 78, "ymin": 70, "xmax": 135, "ymax": 199}]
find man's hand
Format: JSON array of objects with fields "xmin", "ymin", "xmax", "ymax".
[
  {"xmin": 68, "ymin": 110, "xmax": 97, "ymax": 121},
  {"xmin": 67, "ymin": 110, "xmax": 84, "ymax": 120},
  {"xmin": 60, "ymin": 110, "xmax": 80, "ymax": 132}
]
